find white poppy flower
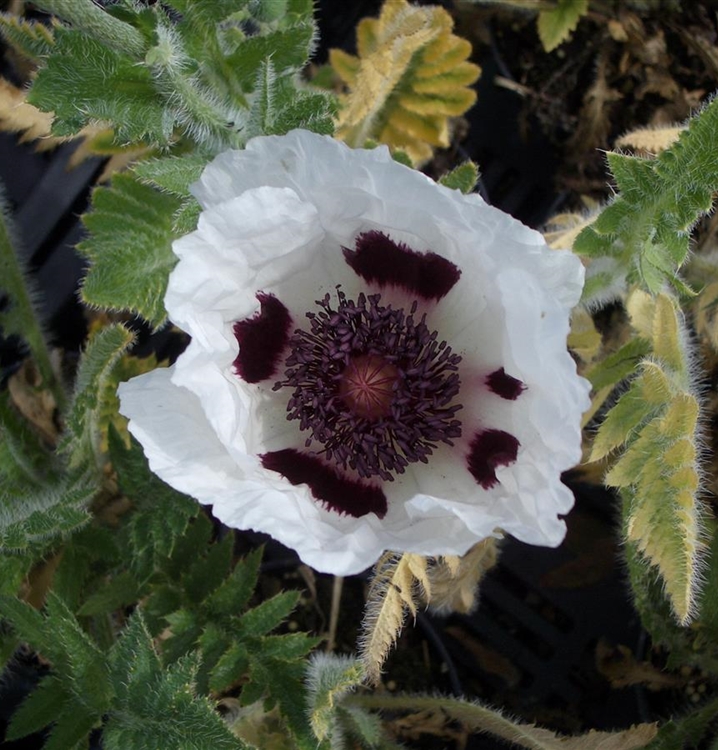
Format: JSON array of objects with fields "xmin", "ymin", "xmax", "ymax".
[{"xmin": 118, "ymin": 130, "xmax": 591, "ymax": 576}]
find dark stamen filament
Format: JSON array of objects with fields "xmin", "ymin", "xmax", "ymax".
[{"xmin": 274, "ymin": 290, "xmax": 463, "ymax": 481}]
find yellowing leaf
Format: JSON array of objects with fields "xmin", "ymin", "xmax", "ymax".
[
  {"xmin": 568, "ymin": 308, "xmax": 601, "ymax": 364},
  {"xmin": 353, "ymin": 694, "xmax": 657, "ymax": 750},
  {"xmin": 615, "ymin": 125, "xmax": 685, "ymax": 154},
  {"xmin": 589, "ymin": 370, "xmax": 666, "ymax": 462},
  {"xmin": 426, "ymin": 538, "xmax": 499, "ymax": 615},
  {"xmin": 652, "ymin": 294, "xmax": 685, "ymax": 376},
  {"xmin": 0, "ymin": 79, "xmax": 149, "ymax": 181},
  {"xmin": 330, "ymin": 0, "xmax": 480, "ymax": 165},
  {"xmin": 626, "ymin": 289, "xmax": 655, "ymax": 339},
  {"xmin": 0, "ymin": 78, "xmax": 56, "ymax": 148},
  {"xmin": 638, "ymin": 361, "xmax": 673, "ymax": 407},
  {"xmin": 359, "ymin": 552, "xmax": 427, "ymax": 685},
  {"xmin": 658, "ymin": 393, "xmax": 699, "ymax": 442},
  {"xmin": 544, "ymin": 210, "xmax": 597, "ymax": 251},
  {"xmin": 695, "ymin": 281, "xmax": 718, "ymax": 350},
  {"xmin": 537, "ymin": 0, "xmax": 589, "ymax": 53}
]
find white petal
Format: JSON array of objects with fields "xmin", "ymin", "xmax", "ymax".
[{"xmin": 120, "ymin": 130, "xmax": 591, "ymax": 575}]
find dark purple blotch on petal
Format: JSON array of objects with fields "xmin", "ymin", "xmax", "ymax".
[
  {"xmin": 261, "ymin": 449, "xmax": 388, "ymax": 519},
  {"xmin": 467, "ymin": 429, "xmax": 520, "ymax": 490},
  {"xmin": 233, "ymin": 293, "xmax": 292, "ymax": 384},
  {"xmin": 343, "ymin": 230, "xmax": 461, "ymax": 301},
  {"xmin": 486, "ymin": 368, "xmax": 526, "ymax": 401}
]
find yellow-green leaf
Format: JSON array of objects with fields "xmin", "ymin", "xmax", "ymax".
[
  {"xmin": 330, "ymin": 0, "xmax": 479, "ymax": 165},
  {"xmin": 537, "ymin": 0, "xmax": 590, "ymax": 53},
  {"xmin": 652, "ymin": 293, "xmax": 685, "ymax": 376}
]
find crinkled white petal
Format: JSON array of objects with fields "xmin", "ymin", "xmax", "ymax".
[{"xmin": 119, "ymin": 129, "xmax": 590, "ymax": 575}]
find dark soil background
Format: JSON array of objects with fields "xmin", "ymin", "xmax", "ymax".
[{"xmin": 3, "ymin": 1, "xmax": 718, "ymax": 748}]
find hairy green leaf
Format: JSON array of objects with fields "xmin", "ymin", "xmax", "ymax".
[
  {"xmin": 239, "ymin": 591, "xmax": 300, "ymax": 637},
  {"xmin": 132, "ymin": 154, "xmax": 209, "ymax": 198},
  {"xmin": 575, "ymin": 97, "xmax": 718, "ymax": 295},
  {"xmin": 0, "ymin": 395, "xmax": 58, "ymax": 492},
  {"xmin": 306, "ymin": 654, "xmax": 364, "ymax": 742},
  {"xmin": 0, "ymin": 13, "xmax": 55, "ymax": 61},
  {"xmin": 537, "ymin": 0, "xmax": 589, "ymax": 52},
  {"xmin": 249, "ymin": 655, "xmax": 314, "ymax": 750},
  {"xmin": 224, "ymin": 22, "xmax": 315, "ymax": 94},
  {"xmin": 105, "ymin": 611, "xmax": 244, "ymax": 750},
  {"xmin": 29, "ymin": 28, "xmax": 168, "ymax": 142},
  {"xmin": 0, "ymin": 484, "xmax": 93, "ymax": 553},
  {"xmin": 77, "ymin": 571, "xmax": 142, "ymax": 617},
  {"xmin": 6, "ymin": 676, "xmax": 69, "ymax": 741},
  {"xmin": 0, "ymin": 593, "xmax": 112, "ymax": 746},
  {"xmin": 208, "ymin": 642, "xmax": 250, "ymax": 693},
  {"xmin": 204, "ymin": 546, "xmax": 262, "ymax": 618},
  {"xmin": 439, "ymin": 162, "xmax": 479, "ymax": 194},
  {"xmin": 109, "ymin": 429, "xmax": 199, "ymax": 581},
  {"xmin": 595, "ymin": 293, "xmax": 706, "ymax": 624},
  {"xmin": 62, "ymin": 324, "xmax": 135, "ymax": 471},
  {"xmin": 587, "ymin": 337, "xmax": 652, "ymax": 391},
  {"xmin": 31, "ymin": 0, "xmax": 145, "ymax": 57},
  {"xmin": 79, "ymin": 175, "xmax": 182, "ymax": 328}
]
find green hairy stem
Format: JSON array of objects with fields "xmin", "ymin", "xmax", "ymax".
[{"xmin": 0, "ymin": 185, "xmax": 67, "ymax": 412}]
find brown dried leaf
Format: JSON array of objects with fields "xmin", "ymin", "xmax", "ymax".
[
  {"xmin": 0, "ymin": 77, "xmax": 57, "ymax": 148},
  {"xmin": 569, "ymin": 54, "xmax": 621, "ymax": 153},
  {"xmin": 0, "ymin": 79, "xmax": 148, "ymax": 180},
  {"xmin": 544, "ymin": 210, "xmax": 598, "ymax": 252},
  {"xmin": 8, "ymin": 359, "xmax": 58, "ymax": 445},
  {"xmin": 615, "ymin": 125, "xmax": 684, "ymax": 154},
  {"xmin": 425, "ymin": 538, "xmax": 499, "ymax": 615},
  {"xmin": 596, "ymin": 639, "xmax": 684, "ymax": 691},
  {"xmin": 445, "ymin": 624, "xmax": 521, "ymax": 688},
  {"xmin": 359, "ymin": 553, "xmax": 425, "ymax": 684},
  {"xmin": 406, "ymin": 553, "xmax": 431, "ymax": 602}
]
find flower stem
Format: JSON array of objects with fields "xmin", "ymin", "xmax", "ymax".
[
  {"xmin": 0, "ymin": 186, "xmax": 67, "ymax": 412},
  {"xmin": 347, "ymin": 694, "xmax": 558, "ymax": 750}
]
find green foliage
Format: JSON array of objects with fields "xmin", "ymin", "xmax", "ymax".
[
  {"xmin": 626, "ymin": 520, "xmax": 718, "ymax": 676},
  {"xmin": 79, "ymin": 175, "xmax": 182, "ymax": 328},
  {"xmin": 591, "ymin": 293, "xmax": 705, "ymax": 625},
  {"xmin": 132, "ymin": 153, "xmax": 209, "ymax": 199},
  {"xmin": 575, "ymin": 96, "xmax": 718, "ymax": 299},
  {"xmin": 331, "ymin": 0, "xmax": 479, "ymax": 165},
  {"xmin": 306, "ymin": 654, "xmax": 364, "ymax": 742},
  {"xmin": 1, "ymin": 598, "xmax": 245, "ymax": 750},
  {"xmin": 103, "ymin": 611, "xmax": 244, "ymax": 750},
  {"xmin": 0, "ymin": 475, "xmax": 94, "ymax": 554},
  {"xmin": 31, "ymin": 0, "xmax": 146, "ymax": 56},
  {"xmin": 62, "ymin": 324, "xmax": 135, "ymax": 471},
  {"xmin": 537, "ymin": 0, "xmax": 589, "ymax": 52},
  {"xmin": 645, "ymin": 696, "xmax": 718, "ymax": 750},
  {"xmin": 22, "ymin": 0, "xmax": 333, "ymax": 152},
  {"xmin": 0, "ymin": 395, "xmax": 93, "ymax": 555},
  {"xmin": 1, "ymin": 593, "xmax": 111, "ymax": 749},
  {"xmin": 109, "ymin": 428, "xmax": 199, "ymax": 581},
  {"xmin": 0, "ymin": 394, "xmax": 56, "ymax": 494},
  {"xmin": 0, "ymin": 13, "xmax": 55, "ymax": 62},
  {"xmin": 439, "ymin": 161, "xmax": 480, "ymax": 194},
  {"xmin": 586, "ymin": 337, "xmax": 652, "ymax": 391},
  {"xmin": 0, "ymin": 184, "xmax": 67, "ymax": 410},
  {"xmin": 90, "ymin": 519, "xmax": 319, "ymax": 747},
  {"xmin": 247, "ymin": 61, "xmax": 336, "ymax": 139},
  {"xmin": 28, "ymin": 27, "xmax": 168, "ymax": 142},
  {"xmin": 10, "ymin": 0, "xmax": 337, "ymax": 334}
]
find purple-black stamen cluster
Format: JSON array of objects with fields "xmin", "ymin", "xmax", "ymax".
[{"xmin": 274, "ymin": 290, "xmax": 463, "ymax": 481}]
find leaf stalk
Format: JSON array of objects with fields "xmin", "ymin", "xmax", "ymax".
[{"xmin": 0, "ymin": 186, "xmax": 67, "ymax": 412}]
